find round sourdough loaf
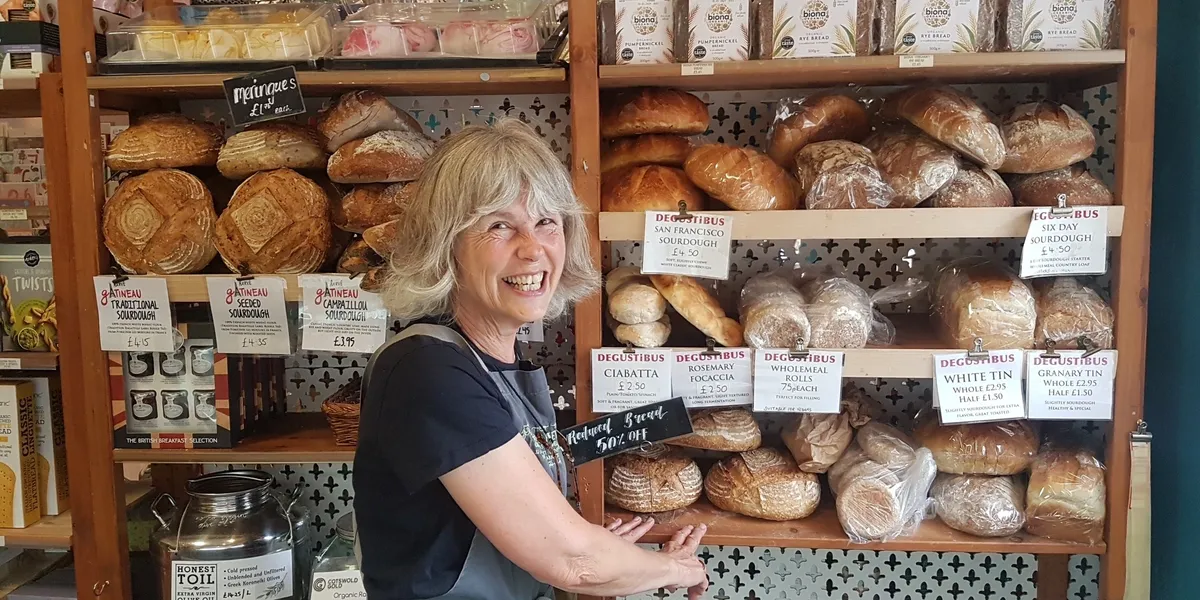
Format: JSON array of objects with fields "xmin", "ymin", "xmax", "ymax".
[
  {"xmin": 793, "ymin": 140, "xmax": 893, "ymax": 209},
  {"xmin": 214, "ymin": 168, "xmax": 332, "ymax": 274},
  {"xmin": 863, "ymin": 127, "xmax": 959, "ymax": 208},
  {"xmin": 684, "ymin": 144, "xmax": 800, "ymax": 211},
  {"xmin": 999, "ymin": 102, "xmax": 1096, "ymax": 174},
  {"xmin": 333, "ymin": 183, "xmax": 414, "ymax": 233},
  {"xmin": 317, "ymin": 90, "xmax": 424, "ymax": 152},
  {"xmin": 106, "ymin": 114, "xmax": 224, "ymax": 171},
  {"xmin": 103, "ymin": 169, "xmax": 218, "ymax": 274},
  {"xmin": 856, "ymin": 421, "xmax": 917, "ymax": 467},
  {"xmin": 600, "ymin": 88, "xmax": 709, "ymax": 139},
  {"xmin": 605, "ymin": 446, "xmax": 702, "ymax": 513},
  {"xmin": 669, "ymin": 408, "xmax": 761, "ymax": 452},
  {"xmin": 738, "ymin": 272, "xmax": 810, "ymax": 349},
  {"xmin": 931, "ymin": 474, "xmax": 1026, "ymax": 537},
  {"xmin": 884, "ymin": 86, "xmax": 1007, "ymax": 170},
  {"xmin": 767, "ymin": 94, "xmax": 871, "ymax": 170},
  {"xmin": 362, "ymin": 219, "xmax": 401, "ymax": 258},
  {"xmin": 600, "ymin": 165, "xmax": 705, "ymax": 212},
  {"xmin": 1009, "ymin": 164, "xmax": 1114, "ymax": 207},
  {"xmin": 601, "ymin": 134, "xmax": 694, "ymax": 174},
  {"xmin": 929, "ymin": 164, "xmax": 1013, "ymax": 207},
  {"xmin": 704, "ymin": 447, "xmax": 820, "ymax": 521},
  {"xmin": 650, "ymin": 274, "xmax": 744, "ymax": 347},
  {"xmin": 327, "ymin": 131, "xmax": 436, "ymax": 184},
  {"xmin": 914, "ymin": 417, "xmax": 1038, "ymax": 475},
  {"xmin": 217, "ymin": 122, "xmax": 327, "ymax": 179}
]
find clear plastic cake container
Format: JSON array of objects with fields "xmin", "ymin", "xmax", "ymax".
[{"xmin": 335, "ymin": 0, "xmax": 554, "ymax": 59}]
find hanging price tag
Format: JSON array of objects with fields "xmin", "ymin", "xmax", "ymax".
[
  {"xmin": 641, "ymin": 211, "xmax": 732, "ymax": 280},
  {"xmin": 93, "ymin": 276, "xmax": 175, "ymax": 352},
  {"xmin": 1026, "ymin": 350, "xmax": 1116, "ymax": 420},
  {"xmin": 933, "ymin": 350, "xmax": 1025, "ymax": 424},
  {"xmin": 1019, "ymin": 206, "xmax": 1109, "ymax": 278},
  {"xmin": 752, "ymin": 350, "xmax": 844, "ymax": 413},
  {"xmin": 672, "ymin": 348, "xmax": 752, "ymax": 407},
  {"xmin": 206, "ymin": 277, "xmax": 292, "ymax": 355},
  {"xmin": 591, "ymin": 348, "xmax": 672, "ymax": 413},
  {"xmin": 517, "ymin": 320, "xmax": 545, "ymax": 343},
  {"xmin": 298, "ymin": 275, "xmax": 389, "ymax": 354}
]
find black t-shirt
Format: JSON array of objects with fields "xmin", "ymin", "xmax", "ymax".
[{"xmin": 353, "ymin": 327, "xmax": 521, "ymax": 599}]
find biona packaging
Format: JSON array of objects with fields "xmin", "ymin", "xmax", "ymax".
[
  {"xmin": 882, "ymin": 0, "xmax": 998, "ymax": 54},
  {"xmin": 757, "ymin": 0, "xmax": 875, "ymax": 58},
  {"xmin": 1003, "ymin": 0, "xmax": 1113, "ymax": 51},
  {"xmin": 677, "ymin": 0, "xmax": 752, "ymax": 62},
  {"xmin": 602, "ymin": 0, "xmax": 676, "ymax": 64},
  {"xmin": 0, "ymin": 380, "xmax": 39, "ymax": 528}
]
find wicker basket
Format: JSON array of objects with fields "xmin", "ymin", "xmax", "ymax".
[{"xmin": 321, "ymin": 376, "xmax": 363, "ymax": 446}]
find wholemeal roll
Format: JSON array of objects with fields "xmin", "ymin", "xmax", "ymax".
[
  {"xmin": 669, "ymin": 408, "xmax": 761, "ymax": 452},
  {"xmin": 327, "ymin": 130, "xmax": 436, "ymax": 184},
  {"xmin": 217, "ymin": 122, "xmax": 328, "ymax": 179},
  {"xmin": 884, "ymin": 86, "xmax": 1007, "ymax": 170},
  {"xmin": 1025, "ymin": 446, "xmax": 1106, "ymax": 544},
  {"xmin": 609, "ymin": 278, "xmax": 667, "ymax": 325},
  {"xmin": 767, "ymin": 94, "xmax": 871, "ymax": 170},
  {"xmin": 857, "ymin": 422, "xmax": 917, "ymax": 468},
  {"xmin": 782, "ymin": 412, "xmax": 853, "ymax": 474},
  {"xmin": 738, "ymin": 272, "xmax": 810, "ymax": 349},
  {"xmin": 1009, "ymin": 164, "xmax": 1115, "ymax": 207},
  {"xmin": 602, "ymin": 134, "xmax": 695, "ymax": 174},
  {"xmin": 650, "ymin": 275, "xmax": 743, "ymax": 347},
  {"xmin": 999, "ymin": 103, "xmax": 1096, "ymax": 174},
  {"xmin": 600, "ymin": 165, "xmax": 705, "ymax": 212},
  {"xmin": 606, "ymin": 445, "xmax": 703, "ymax": 513},
  {"xmin": 106, "ymin": 114, "xmax": 224, "ymax": 171},
  {"xmin": 800, "ymin": 274, "xmax": 875, "ymax": 349},
  {"xmin": 929, "ymin": 164, "xmax": 1014, "ymax": 208},
  {"xmin": 317, "ymin": 90, "xmax": 424, "ymax": 152},
  {"xmin": 792, "ymin": 141, "xmax": 893, "ymax": 209},
  {"xmin": 933, "ymin": 259, "xmax": 1037, "ymax": 350},
  {"xmin": 600, "ymin": 88, "xmax": 710, "ymax": 139},
  {"xmin": 841, "ymin": 383, "xmax": 883, "ymax": 427},
  {"xmin": 704, "ymin": 448, "xmax": 821, "ymax": 521},
  {"xmin": 605, "ymin": 266, "xmax": 646, "ymax": 296},
  {"xmin": 932, "ymin": 474, "xmax": 1026, "ymax": 537},
  {"xmin": 613, "ymin": 315, "xmax": 671, "ymax": 348},
  {"xmin": 213, "ymin": 168, "xmax": 332, "ymax": 274},
  {"xmin": 684, "ymin": 145, "xmax": 800, "ymax": 211},
  {"xmin": 1035, "ymin": 277, "xmax": 1114, "ymax": 349},
  {"xmin": 103, "ymin": 169, "xmax": 218, "ymax": 274},
  {"xmin": 914, "ymin": 417, "xmax": 1038, "ymax": 475},
  {"xmin": 864, "ymin": 127, "xmax": 960, "ymax": 208}
]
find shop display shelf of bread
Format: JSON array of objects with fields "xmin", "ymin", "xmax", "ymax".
[
  {"xmin": 0, "ymin": 482, "xmax": 152, "ymax": 549},
  {"xmin": 111, "ymin": 414, "xmax": 352, "ymax": 464}
]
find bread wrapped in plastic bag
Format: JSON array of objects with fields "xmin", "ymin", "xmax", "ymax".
[
  {"xmin": 833, "ymin": 444, "xmax": 938, "ymax": 543},
  {"xmin": 913, "ymin": 410, "xmax": 1038, "ymax": 475},
  {"xmin": 1026, "ymin": 443, "xmax": 1106, "ymax": 544},
  {"xmin": 767, "ymin": 93, "xmax": 872, "ymax": 170},
  {"xmin": 794, "ymin": 267, "xmax": 926, "ymax": 349},
  {"xmin": 932, "ymin": 474, "xmax": 1026, "ymax": 537},
  {"xmin": 933, "ymin": 258, "xmax": 1037, "ymax": 350},
  {"xmin": 738, "ymin": 272, "xmax": 811, "ymax": 349},
  {"xmin": 683, "ymin": 144, "xmax": 801, "ymax": 211},
  {"xmin": 781, "ymin": 383, "xmax": 882, "ymax": 473},
  {"xmin": 1035, "ymin": 277, "xmax": 1114, "ymax": 349},
  {"xmin": 1001, "ymin": 0, "xmax": 1119, "ymax": 51},
  {"xmin": 856, "ymin": 421, "xmax": 917, "ymax": 467},
  {"xmin": 792, "ymin": 141, "xmax": 895, "ymax": 209},
  {"xmin": 863, "ymin": 126, "xmax": 960, "ymax": 208}
]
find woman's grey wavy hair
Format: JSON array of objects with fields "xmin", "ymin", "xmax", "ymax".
[{"xmin": 379, "ymin": 118, "xmax": 599, "ymax": 322}]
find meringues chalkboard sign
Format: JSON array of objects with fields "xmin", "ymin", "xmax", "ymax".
[
  {"xmin": 223, "ymin": 66, "xmax": 306, "ymax": 126},
  {"xmin": 561, "ymin": 397, "xmax": 693, "ymax": 465}
]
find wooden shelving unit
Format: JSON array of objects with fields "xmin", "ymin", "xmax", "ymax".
[
  {"xmin": 0, "ymin": 483, "xmax": 152, "ymax": 549},
  {"xmin": 112, "ymin": 414, "xmax": 350, "ymax": 464},
  {"xmin": 0, "ymin": 352, "xmax": 59, "ymax": 371}
]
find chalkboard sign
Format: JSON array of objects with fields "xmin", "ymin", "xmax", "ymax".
[
  {"xmin": 560, "ymin": 397, "xmax": 693, "ymax": 465},
  {"xmin": 222, "ymin": 66, "xmax": 306, "ymax": 126}
]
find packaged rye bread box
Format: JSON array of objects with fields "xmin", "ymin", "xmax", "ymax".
[
  {"xmin": 1001, "ymin": 0, "xmax": 1117, "ymax": 51},
  {"xmin": 879, "ymin": 0, "xmax": 997, "ymax": 54},
  {"xmin": 756, "ymin": 0, "xmax": 876, "ymax": 58},
  {"xmin": 600, "ymin": 0, "xmax": 677, "ymax": 64}
]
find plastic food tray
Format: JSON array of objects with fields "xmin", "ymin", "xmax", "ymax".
[{"xmin": 333, "ymin": 0, "xmax": 554, "ymax": 60}]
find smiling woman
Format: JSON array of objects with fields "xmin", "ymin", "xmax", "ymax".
[{"xmin": 353, "ymin": 119, "xmax": 712, "ymax": 600}]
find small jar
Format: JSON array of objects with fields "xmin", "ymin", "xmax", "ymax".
[{"xmin": 310, "ymin": 513, "xmax": 366, "ymax": 599}]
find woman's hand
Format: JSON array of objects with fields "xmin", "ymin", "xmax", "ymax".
[
  {"xmin": 661, "ymin": 524, "xmax": 709, "ymax": 600},
  {"xmin": 605, "ymin": 516, "xmax": 655, "ymax": 543}
]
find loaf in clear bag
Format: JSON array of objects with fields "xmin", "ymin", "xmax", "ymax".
[
  {"xmin": 913, "ymin": 410, "xmax": 1038, "ymax": 475},
  {"xmin": 1026, "ymin": 444, "xmax": 1106, "ymax": 544},
  {"xmin": 931, "ymin": 473, "xmax": 1026, "ymax": 537},
  {"xmin": 933, "ymin": 257, "xmax": 1037, "ymax": 350},
  {"xmin": 738, "ymin": 272, "xmax": 811, "ymax": 349},
  {"xmin": 1035, "ymin": 277, "xmax": 1114, "ymax": 349},
  {"xmin": 832, "ymin": 439, "xmax": 937, "ymax": 543},
  {"xmin": 684, "ymin": 144, "xmax": 801, "ymax": 210},
  {"xmin": 863, "ymin": 126, "xmax": 960, "ymax": 208},
  {"xmin": 1001, "ymin": 0, "xmax": 1119, "ymax": 52},
  {"xmin": 767, "ymin": 93, "xmax": 873, "ymax": 170},
  {"xmin": 793, "ymin": 141, "xmax": 895, "ymax": 209},
  {"xmin": 882, "ymin": 86, "xmax": 1007, "ymax": 171}
]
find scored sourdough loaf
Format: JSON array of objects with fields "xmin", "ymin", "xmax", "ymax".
[
  {"xmin": 914, "ymin": 416, "xmax": 1038, "ymax": 475},
  {"xmin": 333, "ymin": 183, "xmax": 415, "ymax": 233},
  {"xmin": 601, "ymin": 134, "xmax": 694, "ymax": 174},
  {"xmin": 327, "ymin": 130, "xmax": 437, "ymax": 184},
  {"xmin": 863, "ymin": 127, "xmax": 960, "ymax": 208},
  {"xmin": 612, "ymin": 315, "xmax": 672, "ymax": 348},
  {"xmin": 600, "ymin": 165, "xmax": 705, "ymax": 212},
  {"xmin": 999, "ymin": 102, "xmax": 1096, "ymax": 174},
  {"xmin": 106, "ymin": 114, "xmax": 225, "ymax": 171},
  {"xmin": 216, "ymin": 122, "xmax": 328, "ymax": 179},
  {"xmin": 792, "ymin": 141, "xmax": 893, "ymax": 209},
  {"xmin": 103, "ymin": 169, "xmax": 218, "ymax": 275},
  {"xmin": 669, "ymin": 408, "xmax": 761, "ymax": 452},
  {"xmin": 363, "ymin": 219, "xmax": 401, "ymax": 258},
  {"xmin": 317, "ymin": 90, "xmax": 424, "ymax": 152},
  {"xmin": 684, "ymin": 144, "xmax": 800, "ymax": 211},
  {"xmin": 766, "ymin": 94, "xmax": 871, "ymax": 170},
  {"xmin": 928, "ymin": 164, "xmax": 1013, "ymax": 208},
  {"xmin": 1009, "ymin": 164, "xmax": 1115, "ymax": 206},
  {"xmin": 738, "ymin": 272, "xmax": 810, "ymax": 349},
  {"xmin": 884, "ymin": 86, "xmax": 1007, "ymax": 170},
  {"xmin": 214, "ymin": 168, "xmax": 332, "ymax": 274},
  {"xmin": 600, "ymin": 88, "xmax": 710, "ymax": 139},
  {"xmin": 704, "ymin": 447, "xmax": 821, "ymax": 521},
  {"xmin": 1034, "ymin": 277, "xmax": 1114, "ymax": 349},
  {"xmin": 1026, "ymin": 446, "xmax": 1107, "ymax": 544},
  {"xmin": 932, "ymin": 474, "xmax": 1026, "ymax": 537},
  {"xmin": 606, "ymin": 445, "xmax": 703, "ymax": 513},
  {"xmin": 933, "ymin": 258, "xmax": 1037, "ymax": 350},
  {"xmin": 650, "ymin": 275, "xmax": 744, "ymax": 347}
]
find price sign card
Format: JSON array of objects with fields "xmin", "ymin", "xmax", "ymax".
[
  {"xmin": 517, "ymin": 320, "xmax": 544, "ymax": 343},
  {"xmin": 206, "ymin": 277, "xmax": 291, "ymax": 355},
  {"xmin": 299, "ymin": 275, "xmax": 389, "ymax": 354},
  {"xmin": 223, "ymin": 66, "xmax": 306, "ymax": 126},
  {"xmin": 641, "ymin": 212, "xmax": 732, "ymax": 280},
  {"xmin": 1026, "ymin": 350, "xmax": 1116, "ymax": 420},
  {"xmin": 933, "ymin": 350, "xmax": 1026, "ymax": 424},
  {"xmin": 93, "ymin": 276, "xmax": 175, "ymax": 352},
  {"xmin": 672, "ymin": 348, "xmax": 752, "ymax": 407},
  {"xmin": 560, "ymin": 397, "xmax": 693, "ymax": 465},
  {"xmin": 1020, "ymin": 207, "xmax": 1108, "ymax": 278},
  {"xmin": 591, "ymin": 348, "xmax": 672, "ymax": 413},
  {"xmin": 752, "ymin": 350, "xmax": 844, "ymax": 413}
]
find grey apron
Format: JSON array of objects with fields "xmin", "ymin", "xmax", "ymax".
[{"xmin": 355, "ymin": 323, "xmax": 569, "ymax": 600}]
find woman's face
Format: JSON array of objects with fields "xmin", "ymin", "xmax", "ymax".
[{"xmin": 454, "ymin": 197, "xmax": 565, "ymax": 332}]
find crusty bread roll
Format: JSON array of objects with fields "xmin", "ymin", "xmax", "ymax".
[
  {"xmin": 600, "ymin": 165, "xmax": 705, "ymax": 212},
  {"xmin": 932, "ymin": 474, "xmax": 1026, "ymax": 537},
  {"xmin": 738, "ymin": 272, "xmax": 810, "ymax": 349},
  {"xmin": 884, "ymin": 86, "xmax": 1007, "ymax": 170},
  {"xmin": 327, "ymin": 131, "xmax": 436, "ymax": 184},
  {"xmin": 609, "ymin": 279, "xmax": 667, "ymax": 325},
  {"xmin": 1035, "ymin": 277, "xmax": 1114, "ymax": 349},
  {"xmin": 863, "ymin": 127, "xmax": 959, "ymax": 208},
  {"xmin": 602, "ymin": 134, "xmax": 694, "ymax": 174},
  {"xmin": 106, "ymin": 114, "xmax": 224, "ymax": 171},
  {"xmin": 217, "ymin": 122, "xmax": 327, "ymax": 179},
  {"xmin": 1026, "ymin": 447, "xmax": 1106, "ymax": 545},
  {"xmin": 767, "ymin": 94, "xmax": 871, "ymax": 170},
  {"xmin": 800, "ymin": 275, "xmax": 874, "ymax": 349},
  {"xmin": 606, "ymin": 445, "xmax": 703, "ymax": 513},
  {"xmin": 999, "ymin": 103, "xmax": 1096, "ymax": 174},
  {"xmin": 317, "ymin": 90, "xmax": 424, "ymax": 152},
  {"xmin": 782, "ymin": 412, "xmax": 853, "ymax": 474},
  {"xmin": 933, "ymin": 259, "xmax": 1037, "ymax": 350},
  {"xmin": 704, "ymin": 448, "xmax": 821, "ymax": 521},
  {"xmin": 333, "ymin": 183, "xmax": 413, "ymax": 233},
  {"xmin": 1009, "ymin": 164, "xmax": 1114, "ymax": 207},
  {"xmin": 650, "ymin": 275, "xmax": 743, "ymax": 347},
  {"xmin": 213, "ymin": 168, "xmax": 332, "ymax": 274},
  {"xmin": 857, "ymin": 421, "xmax": 916, "ymax": 468},
  {"xmin": 363, "ymin": 219, "xmax": 400, "ymax": 257},
  {"xmin": 793, "ymin": 141, "xmax": 893, "ymax": 209},
  {"xmin": 914, "ymin": 417, "xmax": 1038, "ymax": 475},
  {"xmin": 684, "ymin": 145, "xmax": 801, "ymax": 211},
  {"xmin": 600, "ymin": 88, "xmax": 709, "ymax": 139},
  {"xmin": 613, "ymin": 315, "xmax": 671, "ymax": 348},
  {"xmin": 929, "ymin": 164, "xmax": 1013, "ymax": 208},
  {"xmin": 103, "ymin": 169, "xmax": 218, "ymax": 275},
  {"xmin": 669, "ymin": 408, "xmax": 761, "ymax": 452}
]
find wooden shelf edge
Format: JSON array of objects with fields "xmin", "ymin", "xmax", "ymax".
[
  {"xmin": 600, "ymin": 206, "xmax": 1126, "ymax": 241},
  {"xmin": 0, "ymin": 352, "xmax": 59, "ymax": 371},
  {"xmin": 112, "ymin": 414, "xmax": 353, "ymax": 464},
  {"xmin": 0, "ymin": 481, "xmax": 152, "ymax": 549}
]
